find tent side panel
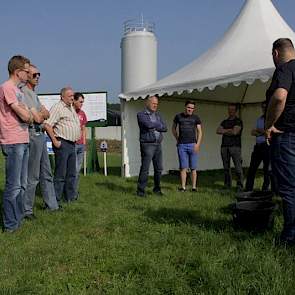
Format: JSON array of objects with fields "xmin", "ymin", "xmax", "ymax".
[
  {"xmin": 160, "ymin": 101, "xmax": 228, "ymax": 172},
  {"xmin": 122, "ymin": 100, "xmax": 261, "ymax": 177},
  {"xmin": 121, "ymin": 99, "xmax": 144, "ymax": 177},
  {"xmin": 240, "ymin": 104, "xmax": 261, "ymax": 167}
]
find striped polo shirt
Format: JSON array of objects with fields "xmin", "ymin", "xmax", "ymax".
[{"xmin": 45, "ymin": 100, "xmax": 80, "ymax": 142}]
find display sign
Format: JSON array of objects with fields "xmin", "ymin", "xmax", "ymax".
[
  {"xmin": 38, "ymin": 91, "xmax": 107, "ymax": 122},
  {"xmin": 45, "ymin": 133, "xmax": 54, "ymax": 155},
  {"xmin": 100, "ymin": 140, "xmax": 108, "ymax": 152}
]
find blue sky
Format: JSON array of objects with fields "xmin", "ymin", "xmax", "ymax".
[{"xmin": 0, "ymin": 0, "xmax": 294, "ymax": 102}]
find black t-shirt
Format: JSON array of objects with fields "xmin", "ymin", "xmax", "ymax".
[
  {"xmin": 220, "ymin": 117, "xmax": 243, "ymax": 147},
  {"xmin": 266, "ymin": 59, "xmax": 295, "ymax": 132},
  {"xmin": 173, "ymin": 113, "xmax": 201, "ymax": 144}
]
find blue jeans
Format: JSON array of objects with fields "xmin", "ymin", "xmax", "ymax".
[
  {"xmin": 177, "ymin": 143, "xmax": 198, "ymax": 169},
  {"xmin": 24, "ymin": 130, "xmax": 58, "ymax": 215},
  {"xmin": 137, "ymin": 143, "xmax": 163, "ymax": 194},
  {"xmin": 1, "ymin": 143, "xmax": 29, "ymax": 230},
  {"xmin": 53, "ymin": 138, "xmax": 76, "ymax": 202},
  {"xmin": 271, "ymin": 132, "xmax": 295, "ymax": 241},
  {"xmin": 74, "ymin": 144, "xmax": 85, "ymax": 198}
]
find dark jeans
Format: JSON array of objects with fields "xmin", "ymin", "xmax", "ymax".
[
  {"xmin": 137, "ymin": 143, "xmax": 163, "ymax": 194},
  {"xmin": 53, "ymin": 138, "xmax": 76, "ymax": 202},
  {"xmin": 271, "ymin": 132, "xmax": 295, "ymax": 241},
  {"xmin": 221, "ymin": 146, "xmax": 243, "ymax": 189},
  {"xmin": 245, "ymin": 143, "xmax": 271, "ymax": 191}
]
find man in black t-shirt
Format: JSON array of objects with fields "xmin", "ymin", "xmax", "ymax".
[
  {"xmin": 172, "ymin": 100, "xmax": 202, "ymax": 192},
  {"xmin": 266, "ymin": 38, "xmax": 295, "ymax": 245},
  {"xmin": 216, "ymin": 104, "xmax": 243, "ymax": 190}
]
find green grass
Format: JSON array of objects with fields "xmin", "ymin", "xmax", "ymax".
[{"xmin": 0, "ymin": 153, "xmax": 294, "ymax": 294}]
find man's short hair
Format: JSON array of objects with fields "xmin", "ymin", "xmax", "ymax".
[
  {"xmin": 228, "ymin": 103, "xmax": 238, "ymax": 111},
  {"xmin": 29, "ymin": 64, "xmax": 38, "ymax": 70},
  {"xmin": 8, "ymin": 55, "xmax": 30, "ymax": 75},
  {"xmin": 60, "ymin": 87, "xmax": 73, "ymax": 97},
  {"xmin": 272, "ymin": 38, "xmax": 294, "ymax": 53},
  {"xmin": 74, "ymin": 92, "xmax": 84, "ymax": 101},
  {"xmin": 185, "ymin": 100, "xmax": 195, "ymax": 106}
]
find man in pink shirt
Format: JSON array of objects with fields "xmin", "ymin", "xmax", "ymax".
[
  {"xmin": 73, "ymin": 92, "xmax": 88, "ymax": 199},
  {"xmin": 0, "ymin": 55, "xmax": 33, "ymax": 232}
]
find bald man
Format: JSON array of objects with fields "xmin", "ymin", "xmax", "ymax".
[
  {"xmin": 44, "ymin": 87, "xmax": 80, "ymax": 203},
  {"xmin": 136, "ymin": 95, "xmax": 167, "ymax": 197},
  {"xmin": 266, "ymin": 38, "xmax": 295, "ymax": 245}
]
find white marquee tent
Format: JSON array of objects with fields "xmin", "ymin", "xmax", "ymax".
[{"xmin": 120, "ymin": 0, "xmax": 295, "ymax": 177}]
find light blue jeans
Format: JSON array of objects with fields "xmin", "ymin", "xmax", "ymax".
[
  {"xmin": 24, "ymin": 130, "xmax": 59, "ymax": 215},
  {"xmin": 74, "ymin": 144, "xmax": 85, "ymax": 198},
  {"xmin": 177, "ymin": 143, "xmax": 198, "ymax": 170},
  {"xmin": 1, "ymin": 143, "xmax": 29, "ymax": 231}
]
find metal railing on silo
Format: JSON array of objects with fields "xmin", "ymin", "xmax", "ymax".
[{"xmin": 123, "ymin": 19, "xmax": 155, "ymax": 35}]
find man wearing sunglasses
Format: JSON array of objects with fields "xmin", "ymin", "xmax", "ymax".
[
  {"xmin": 0, "ymin": 55, "xmax": 32, "ymax": 232},
  {"xmin": 22, "ymin": 65, "xmax": 59, "ymax": 219}
]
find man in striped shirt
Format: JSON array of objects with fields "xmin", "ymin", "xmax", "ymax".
[{"xmin": 44, "ymin": 87, "xmax": 80, "ymax": 202}]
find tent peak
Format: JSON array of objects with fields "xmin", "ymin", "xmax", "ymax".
[{"xmin": 120, "ymin": 0, "xmax": 295, "ymax": 102}]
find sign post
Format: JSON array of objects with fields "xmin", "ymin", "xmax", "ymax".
[
  {"xmin": 86, "ymin": 121, "xmax": 107, "ymax": 173},
  {"xmin": 45, "ymin": 133, "xmax": 55, "ymax": 169}
]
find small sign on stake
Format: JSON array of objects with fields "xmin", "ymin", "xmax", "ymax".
[{"xmin": 100, "ymin": 140, "xmax": 108, "ymax": 176}]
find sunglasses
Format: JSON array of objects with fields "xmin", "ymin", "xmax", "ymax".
[{"xmin": 32, "ymin": 73, "xmax": 41, "ymax": 78}]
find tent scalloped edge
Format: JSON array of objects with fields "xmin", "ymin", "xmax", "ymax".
[{"xmin": 119, "ymin": 74, "xmax": 273, "ymax": 101}]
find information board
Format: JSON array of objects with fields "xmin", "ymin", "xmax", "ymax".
[{"xmin": 38, "ymin": 92, "xmax": 107, "ymax": 122}]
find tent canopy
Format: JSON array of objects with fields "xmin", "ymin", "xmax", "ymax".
[{"xmin": 120, "ymin": 0, "xmax": 295, "ymax": 103}]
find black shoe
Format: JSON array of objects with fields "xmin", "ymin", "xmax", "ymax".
[
  {"xmin": 153, "ymin": 190, "xmax": 164, "ymax": 196},
  {"xmin": 24, "ymin": 214, "xmax": 37, "ymax": 220},
  {"xmin": 2, "ymin": 227, "xmax": 18, "ymax": 233},
  {"xmin": 274, "ymin": 235, "xmax": 295, "ymax": 247},
  {"xmin": 75, "ymin": 192, "xmax": 80, "ymax": 200},
  {"xmin": 178, "ymin": 187, "xmax": 186, "ymax": 192},
  {"xmin": 191, "ymin": 188, "xmax": 198, "ymax": 192},
  {"xmin": 136, "ymin": 191, "xmax": 146, "ymax": 198},
  {"xmin": 45, "ymin": 206, "xmax": 63, "ymax": 212},
  {"xmin": 274, "ymin": 237, "xmax": 295, "ymax": 247},
  {"xmin": 237, "ymin": 186, "xmax": 243, "ymax": 193}
]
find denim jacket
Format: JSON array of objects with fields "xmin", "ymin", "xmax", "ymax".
[{"xmin": 137, "ymin": 109, "xmax": 167, "ymax": 143}]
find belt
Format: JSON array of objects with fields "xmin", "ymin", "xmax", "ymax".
[
  {"xmin": 56, "ymin": 137, "xmax": 75, "ymax": 144},
  {"xmin": 29, "ymin": 124, "xmax": 43, "ymax": 132},
  {"xmin": 255, "ymin": 142, "xmax": 267, "ymax": 146}
]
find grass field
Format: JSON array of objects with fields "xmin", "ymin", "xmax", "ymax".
[{"xmin": 0, "ymin": 153, "xmax": 294, "ymax": 294}]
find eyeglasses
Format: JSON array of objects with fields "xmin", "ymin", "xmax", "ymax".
[
  {"xmin": 32, "ymin": 73, "xmax": 41, "ymax": 78},
  {"xmin": 21, "ymin": 69, "xmax": 30, "ymax": 74}
]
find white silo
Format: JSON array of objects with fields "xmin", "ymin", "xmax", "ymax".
[
  {"xmin": 120, "ymin": 17, "xmax": 158, "ymax": 177},
  {"xmin": 121, "ymin": 18, "xmax": 157, "ymax": 93}
]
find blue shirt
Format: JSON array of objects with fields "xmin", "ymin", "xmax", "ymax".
[
  {"xmin": 137, "ymin": 108, "xmax": 167, "ymax": 143},
  {"xmin": 256, "ymin": 116, "xmax": 265, "ymax": 144},
  {"xmin": 146, "ymin": 109, "xmax": 160, "ymax": 141}
]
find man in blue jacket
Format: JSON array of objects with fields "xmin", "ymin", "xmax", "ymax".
[{"xmin": 137, "ymin": 95, "xmax": 167, "ymax": 197}]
